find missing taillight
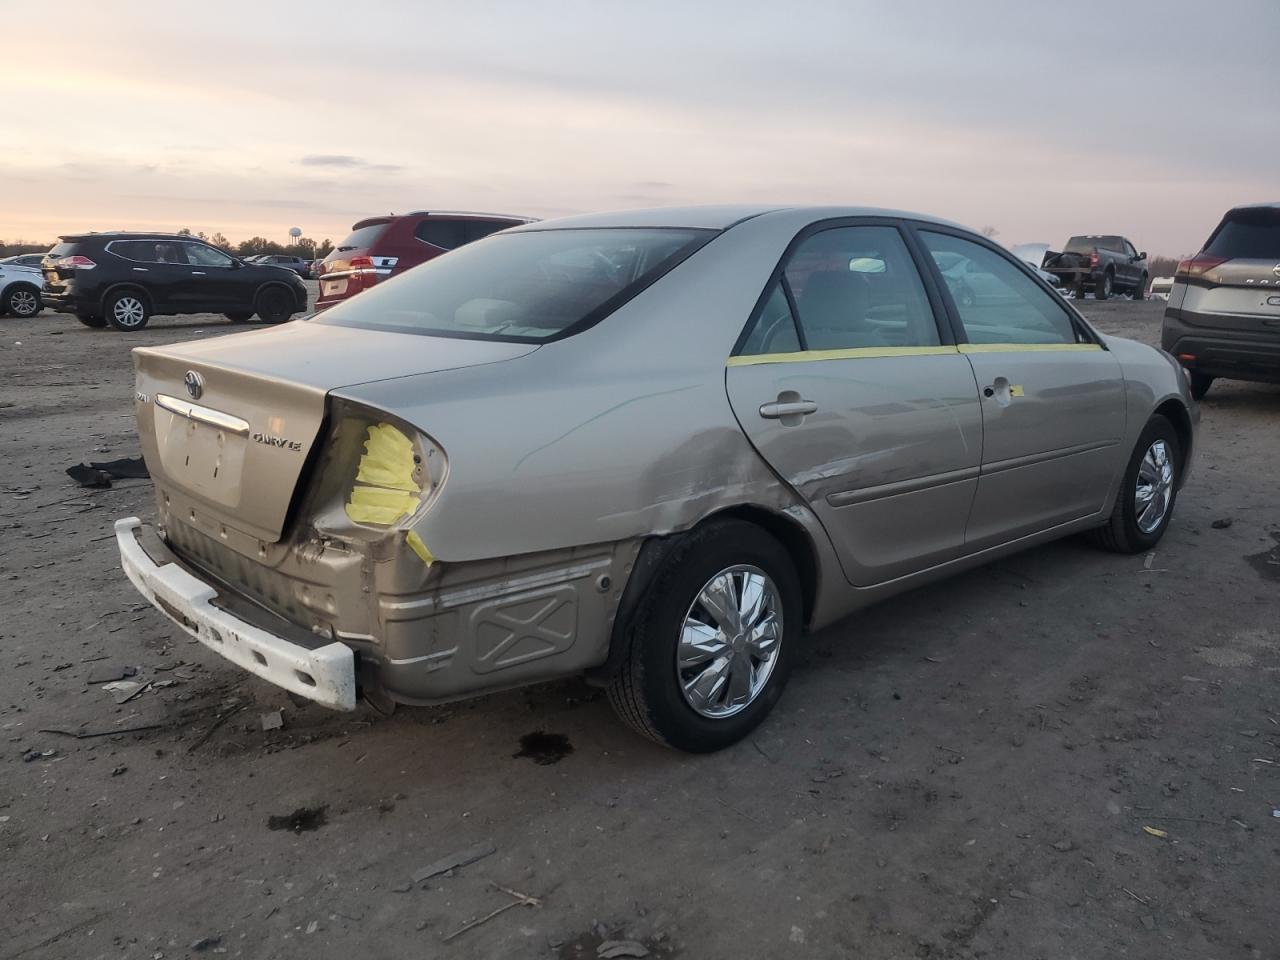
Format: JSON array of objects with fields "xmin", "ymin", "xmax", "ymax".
[{"xmin": 344, "ymin": 423, "xmax": 427, "ymax": 525}]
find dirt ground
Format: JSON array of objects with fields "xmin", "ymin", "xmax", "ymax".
[{"xmin": 1, "ymin": 293, "xmax": 1277, "ymax": 960}]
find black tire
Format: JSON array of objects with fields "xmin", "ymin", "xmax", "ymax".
[
  {"xmin": 225, "ymin": 311, "xmax": 254, "ymax": 323},
  {"xmin": 1089, "ymin": 414, "xmax": 1180, "ymax": 554},
  {"xmin": 1189, "ymin": 371, "xmax": 1213, "ymax": 401},
  {"xmin": 3, "ymin": 284, "xmax": 41, "ymax": 318},
  {"xmin": 255, "ymin": 286, "xmax": 296, "ymax": 324},
  {"xmin": 1132, "ymin": 273, "xmax": 1147, "ymax": 300},
  {"xmin": 1073, "ymin": 274, "xmax": 1086, "ymax": 300},
  {"xmin": 75, "ymin": 312, "xmax": 107, "ymax": 328},
  {"xmin": 104, "ymin": 290, "xmax": 150, "ymax": 331},
  {"xmin": 1095, "ymin": 271, "xmax": 1112, "ymax": 300},
  {"xmin": 607, "ymin": 519, "xmax": 801, "ymax": 752}
]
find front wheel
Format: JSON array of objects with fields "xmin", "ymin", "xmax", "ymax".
[
  {"xmin": 3, "ymin": 285, "xmax": 41, "ymax": 318},
  {"xmin": 1131, "ymin": 273, "xmax": 1147, "ymax": 300},
  {"xmin": 1089, "ymin": 414, "xmax": 1180, "ymax": 553},
  {"xmin": 607, "ymin": 519, "xmax": 801, "ymax": 752},
  {"xmin": 104, "ymin": 291, "xmax": 150, "ymax": 331},
  {"xmin": 255, "ymin": 286, "xmax": 296, "ymax": 324}
]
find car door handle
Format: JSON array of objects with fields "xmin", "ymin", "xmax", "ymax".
[
  {"xmin": 190, "ymin": 271, "xmax": 206, "ymax": 276},
  {"xmin": 759, "ymin": 399, "xmax": 817, "ymax": 419}
]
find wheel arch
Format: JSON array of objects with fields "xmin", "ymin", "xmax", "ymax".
[
  {"xmin": 99, "ymin": 283, "xmax": 154, "ymax": 314},
  {"xmin": 254, "ymin": 279, "xmax": 295, "ymax": 302},
  {"xmin": 1154, "ymin": 397, "xmax": 1193, "ymax": 486}
]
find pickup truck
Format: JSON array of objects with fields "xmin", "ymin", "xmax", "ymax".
[{"xmin": 1042, "ymin": 235, "xmax": 1148, "ymax": 300}]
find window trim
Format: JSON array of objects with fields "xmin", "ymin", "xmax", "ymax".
[
  {"xmin": 731, "ymin": 216, "xmax": 955, "ymax": 360},
  {"xmin": 904, "ymin": 222, "xmax": 1107, "ymax": 349}
]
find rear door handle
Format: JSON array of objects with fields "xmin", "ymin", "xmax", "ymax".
[{"xmin": 759, "ymin": 399, "xmax": 817, "ymax": 419}]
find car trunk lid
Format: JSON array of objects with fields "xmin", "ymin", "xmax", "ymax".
[{"xmin": 134, "ymin": 321, "xmax": 537, "ymax": 544}]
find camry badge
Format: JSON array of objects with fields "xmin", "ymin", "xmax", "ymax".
[{"xmin": 184, "ymin": 370, "xmax": 204, "ymax": 400}]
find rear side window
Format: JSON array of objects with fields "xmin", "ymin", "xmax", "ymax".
[
  {"xmin": 465, "ymin": 220, "xmax": 514, "ymax": 243},
  {"xmin": 415, "ymin": 220, "xmax": 468, "ymax": 250},
  {"xmin": 110, "ymin": 240, "xmax": 189, "ymax": 264},
  {"xmin": 1204, "ymin": 208, "xmax": 1280, "ymax": 259},
  {"xmin": 921, "ymin": 232, "xmax": 1080, "ymax": 345},
  {"xmin": 313, "ymin": 227, "xmax": 713, "ymax": 343},
  {"xmin": 332, "ymin": 223, "xmax": 389, "ymax": 254}
]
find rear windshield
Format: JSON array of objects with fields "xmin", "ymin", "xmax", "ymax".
[
  {"xmin": 312, "ymin": 227, "xmax": 714, "ymax": 343},
  {"xmin": 1203, "ymin": 208, "xmax": 1280, "ymax": 260},
  {"xmin": 1064, "ymin": 236, "xmax": 1120, "ymax": 253},
  {"xmin": 49, "ymin": 242, "xmax": 77, "ymax": 258},
  {"xmin": 330, "ymin": 222, "xmax": 389, "ymax": 256}
]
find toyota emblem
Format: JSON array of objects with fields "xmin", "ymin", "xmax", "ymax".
[
  {"xmin": 1273, "ymin": 263, "xmax": 1280, "ymax": 279},
  {"xmin": 184, "ymin": 370, "xmax": 204, "ymax": 400}
]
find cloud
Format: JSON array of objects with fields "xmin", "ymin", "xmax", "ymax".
[{"xmin": 300, "ymin": 154, "xmax": 402, "ymax": 173}]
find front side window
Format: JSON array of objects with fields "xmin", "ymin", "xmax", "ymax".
[
  {"xmin": 921, "ymin": 232, "xmax": 1080, "ymax": 345},
  {"xmin": 185, "ymin": 243, "xmax": 235, "ymax": 267},
  {"xmin": 313, "ymin": 227, "xmax": 713, "ymax": 342}
]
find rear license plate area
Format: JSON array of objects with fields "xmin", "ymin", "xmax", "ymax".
[{"xmin": 322, "ymin": 279, "xmax": 347, "ymax": 297}]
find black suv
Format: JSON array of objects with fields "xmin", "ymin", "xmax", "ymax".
[{"xmin": 42, "ymin": 233, "xmax": 309, "ymax": 331}]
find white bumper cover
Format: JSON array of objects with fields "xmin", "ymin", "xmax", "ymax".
[{"xmin": 115, "ymin": 517, "xmax": 357, "ymax": 710}]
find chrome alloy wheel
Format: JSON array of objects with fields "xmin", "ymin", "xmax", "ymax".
[
  {"xmin": 1135, "ymin": 439, "xmax": 1175, "ymax": 534},
  {"xmin": 9, "ymin": 289, "xmax": 38, "ymax": 316},
  {"xmin": 112, "ymin": 296, "xmax": 146, "ymax": 327},
  {"xmin": 677, "ymin": 564, "xmax": 783, "ymax": 719}
]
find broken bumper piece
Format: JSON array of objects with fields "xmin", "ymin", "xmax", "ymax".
[{"xmin": 114, "ymin": 517, "xmax": 357, "ymax": 710}]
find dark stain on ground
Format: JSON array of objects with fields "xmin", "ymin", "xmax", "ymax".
[
  {"xmin": 267, "ymin": 805, "xmax": 328, "ymax": 833},
  {"xmin": 1246, "ymin": 531, "xmax": 1280, "ymax": 582},
  {"xmin": 514, "ymin": 731, "xmax": 574, "ymax": 765}
]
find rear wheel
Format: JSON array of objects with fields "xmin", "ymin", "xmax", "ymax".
[
  {"xmin": 254, "ymin": 286, "xmax": 295, "ymax": 324},
  {"xmin": 1089, "ymin": 414, "xmax": 1180, "ymax": 553},
  {"xmin": 3, "ymin": 285, "xmax": 41, "ymax": 318},
  {"xmin": 1095, "ymin": 271, "xmax": 1112, "ymax": 300},
  {"xmin": 1189, "ymin": 371, "xmax": 1213, "ymax": 400},
  {"xmin": 75, "ymin": 312, "xmax": 106, "ymax": 328},
  {"xmin": 104, "ymin": 290, "xmax": 150, "ymax": 331},
  {"xmin": 607, "ymin": 519, "xmax": 800, "ymax": 752},
  {"xmin": 225, "ymin": 311, "xmax": 254, "ymax": 323}
]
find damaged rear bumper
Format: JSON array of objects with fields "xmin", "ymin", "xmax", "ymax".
[{"xmin": 115, "ymin": 517, "xmax": 357, "ymax": 710}]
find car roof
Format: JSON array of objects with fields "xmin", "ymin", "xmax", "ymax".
[
  {"xmin": 508, "ymin": 204, "xmax": 968, "ymax": 232},
  {"xmin": 58, "ymin": 231, "xmax": 203, "ymax": 242}
]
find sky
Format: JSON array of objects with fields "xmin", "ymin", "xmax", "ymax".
[{"xmin": 2, "ymin": 0, "xmax": 1276, "ymax": 256}]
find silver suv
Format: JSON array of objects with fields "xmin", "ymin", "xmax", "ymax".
[{"xmin": 1162, "ymin": 203, "xmax": 1280, "ymax": 399}]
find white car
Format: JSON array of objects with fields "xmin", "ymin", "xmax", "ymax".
[{"xmin": 0, "ymin": 262, "xmax": 42, "ymax": 318}]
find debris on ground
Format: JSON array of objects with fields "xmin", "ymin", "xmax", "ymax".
[
  {"xmin": 87, "ymin": 664, "xmax": 139, "ymax": 685},
  {"xmin": 260, "ymin": 710, "xmax": 285, "ymax": 732},
  {"xmin": 598, "ymin": 940, "xmax": 650, "ymax": 958},
  {"xmin": 1142, "ymin": 826, "xmax": 1169, "ymax": 839},
  {"xmin": 1211, "ymin": 518, "xmax": 1233, "ymax": 529},
  {"xmin": 190, "ymin": 935, "xmax": 222, "ymax": 952},
  {"xmin": 441, "ymin": 882, "xmax": 542, "ymax": 942},
  {"xmin": 266, "ymin": 806, "xmax": 328, "ymax": 834},
  {"xmin": 65, "ymin": 464, "xmax": 113, "ymax": 488},
  {"xmin": 101, "ymin": 680, "xmax": 149, "ymax": 704},
  {"xmin": 1052, "ymin": 839, "xmax": 1075, "ymax": 852},
  {"xmin": 411, "ymin": 839, "xmax": 497, "ymax": 883},
  {"xmin": 89, "ymin": 456, "xmax": 149, "ymax": 479},
  {"xmin": 22, "ymin": 749, "xmax": 56, "ymax": 762}
]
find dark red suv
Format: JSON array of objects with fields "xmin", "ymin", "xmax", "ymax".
[{"xmin": 315, "ymin": 211, "xmax": 532, "ymax": 310}]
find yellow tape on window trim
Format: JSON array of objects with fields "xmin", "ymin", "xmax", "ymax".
[
  {"xmin": 958, "ymin": 343, "xmax": 1103, "ymax": 354},
  {"xmin": 726, "ymin": 342, "xmax": 1103, "ymax": 366},
  {"xmin": 727, "ymin": 345, "xmax": 959, "ymax": 367}
]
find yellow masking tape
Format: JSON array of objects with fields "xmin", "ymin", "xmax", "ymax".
[
  {"xmin": 344, "ymin": 423, "xmax": 424, "ymax": 525},
  {"xmin": 405, "ymin": 530, "xmax": 434, "ymax": 566},
  {"xmin": 1009, "ymin": 384, "xmax": 1025, "ymax": 397}
]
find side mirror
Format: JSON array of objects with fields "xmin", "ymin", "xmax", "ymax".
[
  {"xmin": 231, "ymin": 259, "xmax": 244, "ymax": 269},
  {"xmin": 1137, "ymin": 251, "xmax": 1147, "ymax": 261}
]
